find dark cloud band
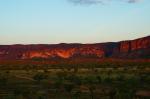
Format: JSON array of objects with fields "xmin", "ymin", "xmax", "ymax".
[
  {"xmin": 68, "ymin": 0, "xmax": 103, "ymax": 4},
  {"xmin": 128, "ymin": 0, "xmax": 140, "ymax": 3},
  {"xmin": 68, "ymin": 0, "xmax": 141, "ymax": 5}
]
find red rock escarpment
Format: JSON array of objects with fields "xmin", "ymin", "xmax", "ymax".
[
  {"xmin": 0, "ymin": 36, "xmax": 149, "ymax": 59},
  {"xmin": 119, "ymin": 36, "xmax": 150, "ymax": 53}
]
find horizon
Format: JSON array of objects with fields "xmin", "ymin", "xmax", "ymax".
[
  {"xmin": 0, "ymin": 35, "xmax": 149, "ymax": 45},
  {"xmin": 0, "ymin": 1, "xmax": 150, "ymax": 98},
  {"xmin": 0, "ymin": 0, "xmax": 150, "ymax": 44}
]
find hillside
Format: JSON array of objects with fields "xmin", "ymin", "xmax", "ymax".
[{"xmin": 0, "ymin": 36, "xmax": 149, "ymax": 60}]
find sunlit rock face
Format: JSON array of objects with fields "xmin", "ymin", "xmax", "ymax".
[
  {"xmin": 22, "ymin": 48, "xmax": 76, "ymax": 59},
  {"xmin": 120, "ymin": 41, "xmax": 131, "ymax": 53},
  {"xmin": 119, "ymin": 36, "xmax": 150, "ymax": 52},
  {"xmin": 77, "ymin": 45, "xmax": 105, "ymax": 58},
  {"xmin": 0, "ymin": 36, "xmax": 149, "ymax": 60},
  {"xmin": 22, "ymin": 45, "xmax": 105, "ymax": 59},
  {"xmin": 112, "ymin": 36, "xmax": 150, "ymax": 58},
  {"xmin": 130, "ymin": 36, "xmax": 150, "ymax": 50}
]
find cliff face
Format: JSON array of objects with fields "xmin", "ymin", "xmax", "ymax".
[
  {"xmin": 115, "ymin": 36, "xmax": 150, "ymax": 58},
  {"xmin": 0, "ymin": 36, "xmax": 149, "ymax": 60},
  {"xmin": 119, "ymin": 36, "xmax": 150, "ymax": 52},
  {"xmin": 21, "ymin": 46, "xmax": 105, "ymax": 59}
]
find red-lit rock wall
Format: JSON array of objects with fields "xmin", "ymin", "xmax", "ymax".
[{"xmin": 0, "ymin": 36, "xmax": 149, "ymax": 59}]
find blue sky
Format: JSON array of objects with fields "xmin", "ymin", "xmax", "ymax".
[{"xmin": 0, "ymin": 0, "xmax": 150, "ymax": 44}]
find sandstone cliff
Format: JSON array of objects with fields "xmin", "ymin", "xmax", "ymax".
[{"xmin": 0, "ymin": 36, "xmax": 149, "ymax": 60}]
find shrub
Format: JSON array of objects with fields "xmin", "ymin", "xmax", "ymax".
[{"xmin": 33, "ymin": 73, "xmax": 48, "ymax": 83}]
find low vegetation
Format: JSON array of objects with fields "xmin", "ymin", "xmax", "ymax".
[{"xmin": 0, "ymin": 59, "xmax": 149, "ymax": 99}]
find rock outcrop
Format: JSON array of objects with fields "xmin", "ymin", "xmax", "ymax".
[{"xmin": 0, "ymin": 36, "xmax": 149, "ymax": 60}]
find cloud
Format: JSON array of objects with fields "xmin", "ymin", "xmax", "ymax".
[
  {"xmin": 68, "ymin": 0, "xmax": 142, "ymax": 5},
  {"xmin": 68, "ymin": 0, "xmax": 103, "ymax": 5},
  {"xmin": 68, "ymin": 0, "xmax": 105, "ymax": 5},
  {"xmin": 128, "ymin": 0, "xmax": 141, "ymax": 3}
]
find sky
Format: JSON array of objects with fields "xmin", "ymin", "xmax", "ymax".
[{"xmin": 0, "ymin": 0, "xmax": 150, "ymax": 44}]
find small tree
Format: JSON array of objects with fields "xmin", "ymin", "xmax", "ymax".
[
  {"xmin": 64, "ymin": 83, "xmax": 75, "ymax": 98},
  {"xmin": 88, "ymin": 85, "xmax": 95, "ymax": 99},
  {"xmin": 33, "ymin": 73, "xmax": 48, "ymax": 83},
  {"xmin": 73, "ymin": 89, "xmax": 81, "ymax": 99},
  {"xmin": 0, "ymin": 75, "xmax": 8, "ymax": 86},
  {"xmin": 96, "ymin": 76, "xmax": 102, "ymax": 84}
]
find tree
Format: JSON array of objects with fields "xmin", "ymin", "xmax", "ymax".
[
  {"xmin": 0, "ymin": 74, "xmax": 8, "ymax": 86},
  {"xmin": 109, "ymin": 89, "xmax": 116, "ymax": 99},
  {"xmin": 88, "ymin": 85, "xmax": 95, "ymax": 99},
  {"xmin": 64, "ymin": 83, "xmax": 75, "ymax": 98},
  {"xmin": 96, "ymin": 76, "xmax": 102, "ymax": 84},
  {"xmin": 72, "ymin": 89, "xmax": 81, "ymax": 99},
  {"xmin": 33, "ymin": 73, "xmax": 48, "ymax": 83}
]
